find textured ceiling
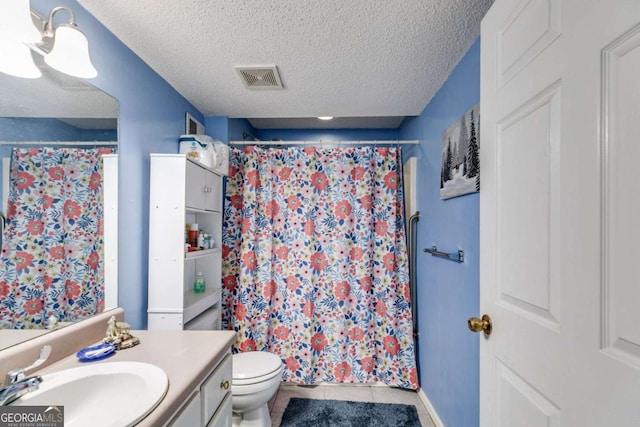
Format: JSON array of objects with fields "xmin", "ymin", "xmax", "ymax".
[{"xmin": 77, "ymin": 0, "xmax": 492, "ymax": 129}]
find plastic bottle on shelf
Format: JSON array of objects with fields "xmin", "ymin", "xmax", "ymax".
[
  {"xmin": 193, "ymin": 272, "xmax": 206, "ymax": 293},
  {"xmin": 189, "ymin": 223, "xmax": 199, "ymax": 248},
  {"xmin": 197, "ymin": 231, "xmax": 204, "ymax": 249}
]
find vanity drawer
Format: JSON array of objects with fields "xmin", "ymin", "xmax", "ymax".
[{"xmin": 201, "ymin": 353, "xmax": 232, "ymax": 424}]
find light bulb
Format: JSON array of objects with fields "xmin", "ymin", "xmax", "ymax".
[
  {"xmin": 44, "ymin": 25, "xmax": 97, "ymax": 79},
  {"xmin": 0, "ymin": 0, "xmax": 41, "ymax": 43},
  {"xmin": 0, "ymin": 40, "xmax": 41, "ymax": 78}
]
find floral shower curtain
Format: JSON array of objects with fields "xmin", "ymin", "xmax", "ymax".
[
  {"xmin": 222, "ymin": 146, "xmax": 418, "ymax": 389},
  {"xmin": 0, "ymin": 147, "xmax": 113, "ymax": 329}
]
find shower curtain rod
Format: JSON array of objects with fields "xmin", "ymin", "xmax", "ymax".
[{"xmin": 229, "ymin": 139, "xmax": 419, "ymax": 146}]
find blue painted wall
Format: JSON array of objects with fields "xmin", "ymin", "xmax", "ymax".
[
  {"xmin": 29, "ymin": 0, "xmax": 204, "ymax": 329},
  {"xmin": 204, "ymin": 116, "xmax": 263, "ymax": 143},
  {"xmin": 255, "ymin": 128, "xmax": 398, "ymax": 142},
  {"xmin": 205, "ymin": 116, "xmax": 256, "ymax": 143},
  {"xmin": 228, "ymin": 118, "xmax": 255, "ymax": 142},
  {"xmin": 205, "ymin": 116, "xmax": 230, "ymax": 143},
  {"xmin": 0, "ymin": 117, "xmax": 116, "ymax": 141},
  {"xmin": 209, "ymin": 120, "xmax": 397, "ymax": 146},
  {"xmin": 399, "ymin": 39, "xmax": 480, "ymax": 427}
]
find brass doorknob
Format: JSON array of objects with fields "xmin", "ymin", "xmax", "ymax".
[{"xmin": 468, "ymin": 314, "xmax": 492, "ymax": 335}]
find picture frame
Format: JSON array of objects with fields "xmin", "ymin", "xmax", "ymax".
[{"xmin": 440, "ymin": 103, "xmax": 480, "ymax": 200}]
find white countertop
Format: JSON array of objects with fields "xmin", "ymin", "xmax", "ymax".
[{"xmin": 36, "ymin": 330, "xmax": 236, "ymax": 426}]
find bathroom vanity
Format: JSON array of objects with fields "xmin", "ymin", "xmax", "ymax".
[
  {"xmin": 81, "ymin": 331, "xmax": 235, "ymax": 427},
  {"xmin": 40, "ymin": 330, "xmax": 235, "ymax": 426},
  {"xmin": 0, "ymin": 310, "xmax": 236, "ymax": 426}
]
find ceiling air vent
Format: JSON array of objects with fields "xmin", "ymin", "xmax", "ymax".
[{"xmin": 235, "ymin": 66, "xmax": 283, "ymax": 89}]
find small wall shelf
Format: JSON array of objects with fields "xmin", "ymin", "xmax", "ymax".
[
  {"xmin": 185, "ymin": 248, "xmax": 222, "ymax": 260},
  {"xmin": 183, "ymin": 287, "xmax": 222, "ymax": 324}
]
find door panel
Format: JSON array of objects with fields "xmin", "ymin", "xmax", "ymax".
[
  {"xmin": 498, "ymin": 0, "xmax": 561, "ymax": 87},
  {"xmin": 496, "ymin": 83, "xmax": 561, "ymax": 328},
  {"xmin": 496, "ymin": 360, "xmax": 560, "ymax": 427},
  {"xmin": 602, "ymin": 23, "xmax": 640, "ymax": 367}
]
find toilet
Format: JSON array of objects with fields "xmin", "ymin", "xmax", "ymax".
[{"xmin": 231, "ymin": 351, "xmax": 283, "ymax": 427}]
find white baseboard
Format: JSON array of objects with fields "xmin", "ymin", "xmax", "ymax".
[{"xmin": 417, "ymin": 388, "xmax": 445, "ymax": 427}]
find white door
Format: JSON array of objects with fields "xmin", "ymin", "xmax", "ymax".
[{"xmin": 479, "ymin": 0, "xmax": 640, "ymax": 425}]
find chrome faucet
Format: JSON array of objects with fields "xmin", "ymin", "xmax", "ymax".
[
  {"xmin": 0, "ymin": 345, "xmax": 51, "ymax": 405},
  {"xmin": 0, "ymin": 376, "xmax": 43, "ymax": 405}
]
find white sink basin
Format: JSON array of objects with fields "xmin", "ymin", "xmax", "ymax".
[{"xmin": 11, "ymin": 361, "xmax": 168, "ymax": 427}]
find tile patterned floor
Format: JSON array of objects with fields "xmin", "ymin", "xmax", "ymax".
[{"xmin": 268, "ymin": 384, "xmax": 436, "ymax": 427}]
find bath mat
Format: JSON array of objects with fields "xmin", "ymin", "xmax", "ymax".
[{"xmin": 280, "ymin": 397, "xmax": 422, "ymax": 427}]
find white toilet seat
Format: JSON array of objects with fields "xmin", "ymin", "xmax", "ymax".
[
  {"xmin": 232, "ymin": 351, "xmax": 283, "ymax": 386},
  {"xmin": 233, "ymin": 368, "xmax": 282, "ymax": 387}
]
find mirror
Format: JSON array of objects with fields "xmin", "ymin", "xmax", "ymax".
[{"xmin": 0, "ymin": 63, "xmax": 118, "ymax": 349}]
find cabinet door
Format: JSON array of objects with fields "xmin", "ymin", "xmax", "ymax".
[
  {"xmin": 206, "ymin": 394, "xmax": 232, "ymax": 427},
  {"xmin": 186, "ymin": 160, "xmax": 206, "ymax": 210},
  {"xmin": 168, "ymin": 390, "xmax": 201, "ymax": 427},
  {"xmin": 202, "ymin": 354, "xmax": 232, "ymax": 424},
  {"xmin": 204, "ymin": 171, "xmax": 222, "ymax": 212}
]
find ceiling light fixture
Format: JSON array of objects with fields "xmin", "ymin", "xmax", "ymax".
[
  {"xmin": 0, "ymin": 1, "xmax": 97, "ymax": 79},
  {"xmin": 0, "ymin": 1, "xmax": 41, "ymax": 44},
  {"xmin": 41, "ymin": 7, "xmax": 97, "ymax": 79},
  {"xmin": 317, "ymin": 116, "xmax": 335, "ymax": 121},
  {"xmin": 0, "ymin": 0, "xmax": 42, "ymax": 78},
  {"xmin": 0, "ymin": 40, "xmax": 41, "ymax": 79}
]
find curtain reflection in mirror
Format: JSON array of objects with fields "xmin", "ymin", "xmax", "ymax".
[{"xmin": 0, "ymin": 147, "xmax": 114, "ymax": 329}]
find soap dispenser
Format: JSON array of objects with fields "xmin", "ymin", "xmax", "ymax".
[{"xmin": 194, "ymin": 272, "xmax": 206, "ymax": 293}]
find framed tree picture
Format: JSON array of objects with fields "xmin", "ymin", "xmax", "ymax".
[{"xmin": 440, "ymin": 103, "xmax": 480, "ymax": 200}]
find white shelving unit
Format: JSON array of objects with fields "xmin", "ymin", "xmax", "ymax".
[{"xmin": 147, "ymin": 154, "xmax": 223, "ymax": 330}]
